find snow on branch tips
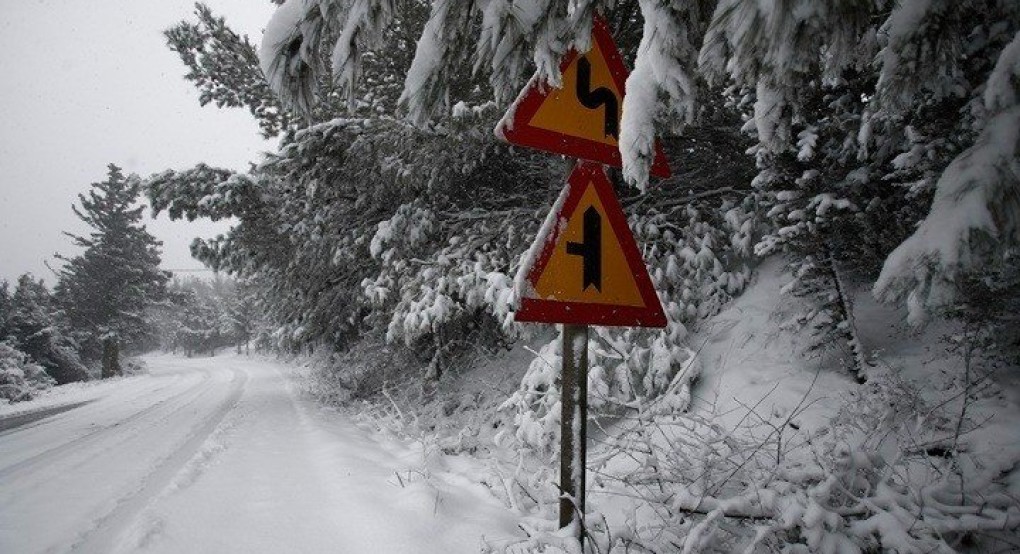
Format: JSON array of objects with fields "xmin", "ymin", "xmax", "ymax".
[
  {"xmin": 875, "ymin": 30, "xmax": 1020, "ymax": 325},
  {"xmin": 476, "ymin": 0, "xmax": 569, "ymax": 105},
  {"xmin": 620, "ymin": 0, "xmax": 701, "ymax": 191},
  {"xmin": 985, "ymin": 29, "xmax": 1020, "ymax": 114},
  {"xmin": 873, "ymin": 107, "xmax": 1020, "ymax": 326},
  {"xmin": 259, "ymin": 0, "xmax": 323, "ymax": 114},
  {"xmin": 330, "ymin": 0, "xmax": 396, "ymax": 107},
  {"xmin": 399, "ymin": 0, "xmax": 473, "ymax": 122},
  {"xmin": 875, "ymin": 0, "xmax": 948, "ymax": 113}
]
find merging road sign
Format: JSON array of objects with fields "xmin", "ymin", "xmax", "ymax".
[{"xmin": 515, "ymin": 162, "xmax": 666, "ymax": 328}]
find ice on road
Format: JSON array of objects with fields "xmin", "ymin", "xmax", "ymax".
[{"xmin": 0, "ymin": 354, "xmax": 517, "ymax": 553}]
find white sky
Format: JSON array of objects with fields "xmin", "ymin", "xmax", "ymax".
[{"xmin": 0, "ymin": 0, "xmax": 279, "ymax": 285}]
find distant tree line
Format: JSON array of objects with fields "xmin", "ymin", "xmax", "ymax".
[
  {"xmin": 147, "ymin": 276, "xmax": 261, "ymax": 357},
  {"xmin": 2, "ymin": 165, "xmax": 233, "ymax": 402}
]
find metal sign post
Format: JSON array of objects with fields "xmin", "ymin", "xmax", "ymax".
[{"xmin": 559, "ymin": 324, "xmax": 589, "ymax": 543}]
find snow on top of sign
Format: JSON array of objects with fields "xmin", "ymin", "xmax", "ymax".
[
  {"xmin": 494, "ymin": 70, "xmax": 545, "ymax": 141},
  {"xmin": 513, "ymin": 183, "xmax": 572, "ymax": 304}
]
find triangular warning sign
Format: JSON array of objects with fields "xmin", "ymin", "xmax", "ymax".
[
  {"xmin": 515, "ymin": 162, "xmax": 666, "ymax": 327},
  {"xmin": 496, "ymin": 16, "xmax": 671, "ymax": 179}
]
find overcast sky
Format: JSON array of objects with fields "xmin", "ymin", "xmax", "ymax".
[{"xmin": 0, "ymin": 0, "xmax": 278, "ymax": 285}]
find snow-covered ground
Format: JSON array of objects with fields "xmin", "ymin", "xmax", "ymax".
[
  {"xmin": 4, "ymin": 259, "xmax": 1019, "ymax": 553},
  {"xmin": 0, "ymin": 354, "xmax": 519, "ymax": 553}
]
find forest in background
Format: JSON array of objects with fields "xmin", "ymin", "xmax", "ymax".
[{"xmin": 1, "ymin": 172, "xmax": 258, "ymax": 402}]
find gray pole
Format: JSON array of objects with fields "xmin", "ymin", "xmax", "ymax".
[{"xmin": 559, "ymin": 323, "xmax": 589, "ymax": 547}]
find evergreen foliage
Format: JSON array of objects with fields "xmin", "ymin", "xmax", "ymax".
[
  {"xmin": 254, "ymin": 1, "xmax": 1020, "ymax": 373},
  {"xmin": 0, "ymin": 341, "xmax": 55, "ymax": 403},
  {"xmin": 149, "ymin": 276, "xmax": 259, "ymax": 356},
  {"xmin": 151, "ymin": 3, "xmax": 755, "ymax": 392},
  {"xmin": 6, "ymin": 275, "xmax": 88, "ymax": 384},
  {"xmin": 0, "ymin": 282, "xmax": 9, "ymax": 340},
  {"xmin": 56, "ymin": 164, "xmax": 170, "ymax": 368},
  {"xmin": 166, "ymin": 3, "xmax": 293, "ymax": 138}
]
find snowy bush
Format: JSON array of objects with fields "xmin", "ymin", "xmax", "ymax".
[
  {"xmin": 499, "ymin": 331, "xmax": 701, "ymax": 457},
  {"xmin": 547, "ymin": 367, "xmax": 1020, "ymax": 553},
  {"xmin": 305, "ymin": 334, "xmax": 424, "ymax": 404},
  {"xmin": 2, "ymin": 274, "xmax": 89, "ymax": 384},
  {"xmin": 0, "ymin": 341, "xmax": 55, "ymax": 403}
]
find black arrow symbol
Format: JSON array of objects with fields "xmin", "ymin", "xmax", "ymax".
[
  {"xmin": 575, "ymin": 55, "xmax": 619, "ymax": 140},
  {"xmin": 566, "ymin": 206, "xmax": 602, "ymax": 292}
]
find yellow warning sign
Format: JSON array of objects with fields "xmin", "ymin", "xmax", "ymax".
[
  {"xmin": 528, "ymin": 39, "xmax": 622, "ymax": 147},
  {"xmin": 495, "ymin": 16, "xmax": 672, "ymax": 178},
  {"xmin": 533, "ymin": 180, "xmax": 643, "ymax": 306},
  {"xmin": 515, "ymin": 162, "xmax": 666, "ymax": 327}
]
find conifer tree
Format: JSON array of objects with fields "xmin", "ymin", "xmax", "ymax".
[
  {"xmin": 165, "ymin": 3, "xmax": 293, "ymax": 138},
  {"xmin": 153, "ymin": 1, "xmax": 752, "ymax": 393},
  {"xmin": 0, "ymin": 281, "xmax": 10, "ymax": 341},
  {"xmin": 258, "ymin": 1, "xmax": 1019, "ymax": 331},
  {"xmin": 8, "ymin": 275, "xmax": 88, "ymax": 383},
  {"xmin": 56, "ymin": 164, "xmax": 169, "ymax": 376}
]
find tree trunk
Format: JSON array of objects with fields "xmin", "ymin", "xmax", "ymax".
[
  {"xmin": 422, "ymin": 332, "xmax": 443, "ymax": 400},
  {"xmin": 822, "ymin": 244, "xmax": 869, "ymax": 383},
  {"xmin": 101, "ymin": 335, "xmax": 121, "ymax": 379}
]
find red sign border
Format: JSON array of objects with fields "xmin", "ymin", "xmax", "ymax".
[
  {"xmin": 497, "ymin": 16, "xmax": 672, "ymax": 179},
  {"xmin": 515, "ymin": 162, "xmax": 667, "ymax": 328}
]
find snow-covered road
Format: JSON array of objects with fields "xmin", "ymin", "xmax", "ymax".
[{"xmin": 0, "ymin": 354, "xmax": 517, "ymax": 553}]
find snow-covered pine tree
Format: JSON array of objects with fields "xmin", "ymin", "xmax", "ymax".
[
  {"xmin": 0, "ymin": 341, "xmax": 54, "ymax": 403},
  {"xmin": 7, "ymin": 275, "xmax": 88, "ymax": 384},
  {"xmin": 874, "ymin": 13, "xmax": 1020, "ymax": 327},
  {"xmin": 155, "ymin": 4, "xmax": 548, "ymax": 372},
  {"xmin": 155, "ymin": 1, "xmax": 760, "ymax": 408},
  {"xmin": 257, "ymin": 0, "xmax": 660, "ymax": 122},
  {"xmin": 224, "ymin": 278, "xmax": 260, "ymax": 354},
  {"xmin": 686, "ymin": 2, "xmax": 875, "ymax": 380},
  {"xmin": 150, "ymin": 278, "xmax": 225, "ymax": 356},
  {"xmin": 0, "ymin": 281, "xmax": 10, "ymax": 342},
  {"xmin": 56, "ymin": 164, "xmax": 170, "ymax": 376},
  {"xmin": 689, "ymin": 1, "xmax": 1020, "ymax": 376},
  {"xmin": 166, "ymin": 3, "xmax": 294, "ymax": 138}
]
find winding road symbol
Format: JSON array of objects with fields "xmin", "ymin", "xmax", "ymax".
[
  {"xmin": 494, "ymin": 14, "xmax": 672, "ymax": 177},
  {"xmin": 575, "ymin": 56, "xmax": 619, "ymax": 140}
]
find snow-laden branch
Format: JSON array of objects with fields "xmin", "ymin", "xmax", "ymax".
[
  {"xmin": 258, "ymin": 0, "xmax": 325, "ymax": 114},
  {"xmin": 331, "ymin": 0, "xmax": 396, "ymax": 109},
  {"xmin": 874, "ymin": 30, "xmax": 1020, "ymax": 325},
  {"xmin": 619, "ymin": 0, "xmax": 702, "ymax": 191}
]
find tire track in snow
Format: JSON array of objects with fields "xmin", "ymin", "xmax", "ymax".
[
  {"xmin": 67, "ymin": 364, "xmax": 248, "ymax": 554},
  {"xmin": 0, "ymin": 370, "xmax": 233, "ymax": 500},
  {"xmin": 0, "ymin": 377, "xmax": 181, "ymax": 439},
  {"xmin": 0, "ymin": 399, "xmax": 95, "ymax": 434},
  {"xmin": 0, "ymin": 369, "xmax": 214, "ymax": 481},
  {"xmin": 0, "ymin": 374, "xmax": 187, "ymax": 438}
]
